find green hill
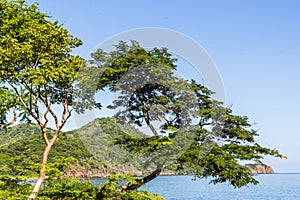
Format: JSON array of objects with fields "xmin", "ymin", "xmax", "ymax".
[
  {"xmin": 0, "ymin": 118, "xmax": 272, "ymax": 179},
  {"xmin": 0, "ymin": 123, "xmax": 42, "ymax": 146},
  {"xmin": 0, "ymin": 118, "xmax": 145, "ymax": 177}
]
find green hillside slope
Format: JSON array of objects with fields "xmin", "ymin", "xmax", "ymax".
[{"xmin": 0, "ymin": 118, "xmax": 144, "ymax": 177}]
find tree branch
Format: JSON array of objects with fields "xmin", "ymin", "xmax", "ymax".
[
  {"xmin": 43, "ymin": 86, "xmax": 59, "ymax": 129},
  {"xmin": 7, "ymin": 107, "xmax": 17, "ymax": 126},
  {"xmin": 61, "ymin": 89, "xmax": 69, "ymax": 124},
  {"xmin": 42, "ymin": 108, "xmax": 50, "ymax": 145},
  {"xmin": 7, "ymin": 81, "xmax": 42, "ymax": 127},
  {"xmin": 121, "ymin": 167, "xmax": 162, "ymax": 191},
  {"xmin": 0, "ymin": 107, "xmax": 18, "ymax": 130},
  {"xmin": 137, "ymin": 91, "xmax": 159, "ymax": 136},
  {"xmin": 34, "ymin": 87, "xmax": 40, "ymax": 120}
]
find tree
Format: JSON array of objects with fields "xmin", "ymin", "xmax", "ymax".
[
  {"xmin": 0, "ymin": 1, "xmax": 95, "ymax": 199},
  {"xmin": 90, "ymin": 41, "xmax": 285, "ymax": 191}
]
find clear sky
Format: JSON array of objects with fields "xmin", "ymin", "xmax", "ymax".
[{"xmin": 26, "ymin": 0, "xmax": 300, "ymax": 172}]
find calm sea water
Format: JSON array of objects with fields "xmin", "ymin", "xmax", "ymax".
[{"xmin": 91, "ymin": 174, "xmax": 300, "ymax": 200}]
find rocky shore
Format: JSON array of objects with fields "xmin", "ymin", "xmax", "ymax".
[{"xmin": 246, "ymin": 164, "xmax": 274, "ymax": 174}]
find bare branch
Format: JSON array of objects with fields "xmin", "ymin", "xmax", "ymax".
[
  {"xmin": 33, "ymin": 51, "xmax": 42, "ymax": 69},
  {"xmin": 60, "ymin": 95, "xmax": 74, "ymax": 130},
  {"xmin": 7, "ymin": 81, "xmax": 43, "ymax": 127},
  {"xmin": 41, "ymin": 128, "xmax": 49, "ymax": 145},
  {"xmin": 122, "ymin": 167, "xmax": 163, "ymax": 191},
  {"xmin": 61, "ymin": 89, "xmax": 69, "ymax": 124},
  {"xmin": 30, "ymin": 82, "xmax": 33, "ymax": 111},
  {"xmin": 70, "ymin": 96, "xmax": 81, "ymax": 112},
  {"xmin": 41, "ymin": 107, "xmax": 50, "ymax": 145},
  {"xmin": 137, "ymin": 91, "xmax": 159, "ymax": 136},
  {"xmin": 60, "ymin": 109, "xmax": 72, "ymax": 130},
  {"xmin": 34, "ymin": 87, "xmax": 40, "ymax": 119},
  {"xmin": 43, "ymin": 85, "xmax": 59, "ymax": 129},
  {"xmin": 7, "ymin": 107, "xmax": 17, "ymax": 126}
]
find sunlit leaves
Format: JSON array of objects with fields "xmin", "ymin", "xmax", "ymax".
[{"xmin": 0, "ymin": 0, "xmax": 84, "ymax": 108}]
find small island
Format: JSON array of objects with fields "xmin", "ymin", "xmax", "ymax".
[{"xmin": 246, "ymin": 164, "xmax": 274, "ymax": 174}]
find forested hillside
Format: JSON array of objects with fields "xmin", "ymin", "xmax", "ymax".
[{"xmin": 0, "ymin": 118, "xmax": 146, "ymax": 177}]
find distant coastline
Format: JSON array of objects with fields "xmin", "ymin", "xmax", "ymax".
[
  {"xmin": 246, "ymin": 164, "xmax": 274, "ymax": 174},
  {"xmin": 60, "ymin": 163, "xmax": 276, "ymax": 179}
]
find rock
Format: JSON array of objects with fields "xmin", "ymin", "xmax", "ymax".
[{"xmin": 246, "ymin": 164, "xmax": 274, "ymax": 174}]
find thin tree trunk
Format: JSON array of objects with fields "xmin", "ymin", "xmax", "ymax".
[
  {"xmin": 145, "ymin": 117, "xmax": 159, "ymax": 136},
  {"xmin": 28, "ymin": 135, "xmax": 57, "ymax": 200},
  {"xmin": 137, "ymin": 91, "xmax": 159, "ymax": 136},
  {"xmin": 122, "ymin": 168, "xmax": 162, "ymax": 191},
  {"xmin": 141, "ymin": 106, "xmax": 158, "ymax": 136}
]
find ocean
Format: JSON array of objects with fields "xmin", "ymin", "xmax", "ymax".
[{"xmin": 91, "ymin": 173, "xmax": 300, "ymax": 200}]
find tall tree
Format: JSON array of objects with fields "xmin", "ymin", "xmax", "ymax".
[
  {"xmin": 91, "ymin": 41, "xmax": 285, "ymax": 191},
  {"xmin": 0, "ymin": 1, "xmax": 95, "ymax": 199}
]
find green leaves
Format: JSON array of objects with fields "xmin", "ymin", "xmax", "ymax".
[
  {"xmin": 91, "ymin": 41, "xmax": 177, "ymax": 91},
  {"xmin": 114, "ymin": 135, "xmax": 172, "ymax": 153},
  {"xmin": 98, "ymin": 174, "xmax": 164, "ymax": 200},
  {"xmin": 0, "ymin": 176, "xmax": 32, "ymax": 199},
  {"xmin": 0, "ymin": 0, "xmax": 84, "ymax": 106},
  {"xmin": 0, "ymin": 87, "xmax": 16, "ymax": 124},
  {"xmin": 88, "ymin": 41, "xmax": 286, "ymax": 189}
]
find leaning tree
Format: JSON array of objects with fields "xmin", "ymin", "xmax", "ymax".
[
  {"xmin": 0, "ymin": 1, "xmax": 97, "ymax": 199},
  {"xmin": 90, "ymin": 41, "xmax": 285, "ymax": 191}
]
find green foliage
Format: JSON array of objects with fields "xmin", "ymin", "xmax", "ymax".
[
  {"xmin": 0, "ymin": 0, "xmax": 85, "ymax": 114},
  {"xmin": 89, "ymin": 42, "xmax": 285, "ymax": 189},
  {"xmin": 0, "ymin": 118, "xmax": 147, "ymax": 177},
  {"xmin": 91, "ymin": 40, "xmax": 177, "ymax": 91},
  {"xmin": 0, "ymin": 0, "xmax": 83, "ymax": 85},
  {"xmin": 114, "ymin": 135, "xmax": 172, "ymax": 153},
  {"xmin": 0, "ymin": 123, "xmax": 41, "ymax": 145},
  {"xmin": 39, "ymin": 179, "xmax": 98, "ymax": 200},
  {"xmin": 0, "ymin": 116, "xmax": 284, "ymax": 189},
  {"xmin": 0, "ymin": 86, "xmax": 18, "ymax": 127},
  {"xmin": 177, "ymin": 106, "xmax": 285, "ymax": 188},
  {"xmin": 0, "ymin": 126, "xmax": 91, "ymax": 176},
  {"xmin": 0, "ymin": 176, "xmax": 164, "ymax": 200},
  {"xmin": 94, "ymin": 41, "xmax": 195, "ymax": 136},
  {"xmin": 0, "ymin": 176, "xmax": 32, "ymax": 200},
  {"xmin": 98, "ymin": 174, "xmax": 164, "ymax": 200}
]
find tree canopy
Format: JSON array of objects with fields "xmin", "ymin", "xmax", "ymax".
[{"xmin": 89, "ymin": 41, "xmax": 285, "ymax": 190}]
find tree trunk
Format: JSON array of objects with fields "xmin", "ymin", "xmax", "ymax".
[
  {"xmin": 146, "ymin": 118, "xmax": 159, "ymax": 136},
  {"xmin": 137, "ymin": 92, "xmax": 159, "ymax": 136},
  {"xmin": 122, "ymin": 168, "xmax": 162, "ymax": 191},
  {"xmin": 28, "ymin": 141, "xmax": 54, "ymax": 199}
]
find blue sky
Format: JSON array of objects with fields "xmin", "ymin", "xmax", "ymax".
[{"xmin": 27, "ymin": 0, "xmax": 300, "ymax": 172}]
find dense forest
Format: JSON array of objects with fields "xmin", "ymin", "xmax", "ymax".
[
  {"xmin": 0, "ymin": 118, "xmax": 150, "ymax": 178},
  {"xmin": 0, "ymin": 118, "xmax": 184, "ymax": 178}
]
